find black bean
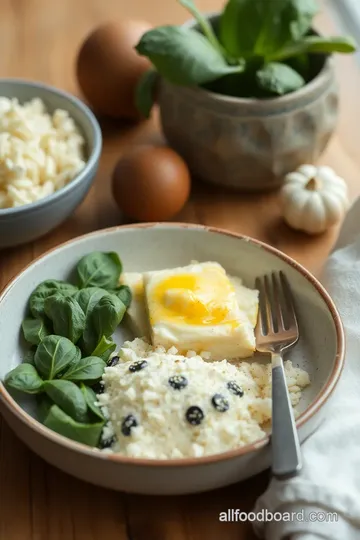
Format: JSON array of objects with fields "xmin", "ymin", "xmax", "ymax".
[
  {"xmin": 212, "ymin": 393, "xmax": 229, "ymax": 412},
  {"xmin": 129, "ymin": 360, "xmax": 148, "ymax": 372},
  {"xmin": 99, "ymin": 435, "xmax": 116, "ymax": 449},
  {"xmin": 185, "ymin": 406, "xmax": 204, "ymax": 426},
  {"xmin": 227, "ymin": 381, "xmax": 244, "ymax": 397},
  {"xmin": 121, "ymin": 414, "xmax": 138, "ymax": 436},
  {"xmin": 107, "ymin": 355, "xmax": 120, "ymax": 367},
  {"xmin": 168, "ymin": 375, "xmax": 188, "ymax": 390}
]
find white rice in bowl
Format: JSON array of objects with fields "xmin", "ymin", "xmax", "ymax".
[
  {"xmin": 0, "ymin": 97, "xmax": 86, "ymax": 209},
  {"xmin": 97, "ymin": 338, "xmax": 310, "ymax": 460}
]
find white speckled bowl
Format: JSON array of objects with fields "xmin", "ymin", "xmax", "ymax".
[
  {"xmin": 0, "ymin": 224, "xmax": 344, "ymax": 495},
  {"xmin": 0, "ymin": 79, "xmax": 102, "ymax": 248}
]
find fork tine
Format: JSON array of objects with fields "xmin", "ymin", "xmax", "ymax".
[
  {"xmin": 255, "ymin": 277, "xmax": 266, "ymax": 337},
  {"xmin": 280, "ymin": 271, "xmax": 299, "ymax": 332},
  {"xmin": 272, "ymin": 272, "xmax": 284, "ymax": 332},
  {"xmin": 263, "ymin": 274, "xmax": 275, "ymax": 334}
]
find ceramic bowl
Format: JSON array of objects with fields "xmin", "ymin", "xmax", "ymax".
[
  {"xmin": 158, "ymin": 15, "xmax": 339, "ymax": 191},
  {"xmin": 0, "ymin": 224, "xmax": 344, "ymax": 495},
  {"xmin": 0, "ymin": 79, "xmax": 102, "ymax": 248}
]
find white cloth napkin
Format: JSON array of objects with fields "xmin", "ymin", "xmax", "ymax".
[{"xmin": 254, "ymin": 197, "xmax": 360, "ymax": 540}]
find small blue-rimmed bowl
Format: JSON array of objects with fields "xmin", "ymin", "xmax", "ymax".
[{"xmin": 0, "ymin": 79, "xmax": 102, "ymax": 249}]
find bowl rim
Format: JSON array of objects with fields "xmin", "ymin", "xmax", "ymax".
[
  {"xmin": 0, "ymin": 222, "xmax": 345, "ymax": 467},
  {"xmin": 0, "ymin": 78, "xmax": 102, "ymax": 217}
]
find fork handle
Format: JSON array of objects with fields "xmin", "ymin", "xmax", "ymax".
[{"xmin": 271, "ymin": 353, "xmax": 302, "ymax": 480}]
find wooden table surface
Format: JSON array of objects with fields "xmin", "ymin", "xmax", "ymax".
[{"xmin": 0, "ymin": 0, "xmax": 359, "ymax": 538}]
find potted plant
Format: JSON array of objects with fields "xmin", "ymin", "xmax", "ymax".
[{"xmin": 135, "ymin": 0, "xmax": 356, "ymax": 191}]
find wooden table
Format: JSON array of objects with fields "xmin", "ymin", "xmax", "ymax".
[{"xmin": 0, "ymin": 1, "xmax": 359, "ymax": 538}]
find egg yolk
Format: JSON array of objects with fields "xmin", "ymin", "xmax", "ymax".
[{"xmin": 150, "ymin": 269, "xmax": 239, "ymax": 326}]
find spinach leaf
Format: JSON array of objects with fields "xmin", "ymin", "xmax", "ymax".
[
  {"xmin": 256, "ymin": 62, "xmax": 305, "ymax": 95},
  {"xmin": 220, "ymin": 0, "xmax": 319, "ymax": 59},
  {"xmin": 82, "ymin": 295, "xmax": 126, "ymax": 355},
  {"xmin": 110, "ymin": 285, "xmax": 132, "ymax": 308},
  {"xmin": 29, "ymin": 280, "xmax": 78, "ymax": 319},
  {"xmin": 44, "ymin": 294, "xmax": 85, "ymax": 343},
  {"xmin": 77, "ymin": 252, "xmax": 122, "ymax": 289},
  {"xmin": 288, "ymin": 0, "xmax": 319, "ymax": 41},
  {"xmin": 135, "ymin": 69, "xmax": 159, "ymax": 119},
  {"xmin": 43, "ymin": 380, "xmax": 88, "ymax": 423},
  {"xmin": 23, "ymin": 349, "xmax": 36, "ymax": 365},
  {"xmin": 272, "ymin": 35, "xmax": 356, "ymax": 62},
  {"xmin": 81, "ymin": 384, "xmax": 105, "ymax": 421},
  {"xmin": 177, "ymin": 0, "xmax": 225, "ymax": 54},
  {"xmin": 5, "ymin": 364, "xmax": 43, "ymax": 394},
  {"xmin": 22, "ymin": 318, "xmax": 49, "ymax": 346},
  {"xmin": 136, "ymin": 26, "xmax": 244, "ymax": 86},
  {"xmin": 220, "ymin": 0, "xmax": 289, "ymax": 58},
  {"xmin": 74, "ymin": 287, "xmax": 109, "ymax": 316},
  {"xmin": 34, "ymin": 335, "xmax": 79, "ymax": 380},
  {"xmin": 61, "ymin": 356, "xmax": 106, "ymax": 383},
  {"xmin": 90, "ymin": 336, "xmax": 116, "ymax": 362},
  {"xmin": 44, "ymin": 405, "xmax": 104, "ymax": 447},
  {"xmin": 36, "ymin": 394, "xmax": 53, "ymax": 423}
]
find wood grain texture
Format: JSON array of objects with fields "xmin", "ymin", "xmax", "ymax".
[{"xmin": 0, "ymin": 0, "xmax": 359, "ymax": 538}]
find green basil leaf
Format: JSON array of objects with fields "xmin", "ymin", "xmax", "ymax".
[
  {"xmin": 61, "ymin": 356, "xmax": 106, "ymax": 382},
  {"xmin": 90, "ymin": 336, "xmax": 117, "ymax": 362},
  {"xmin": 22, "ymin": 318, "xmax": 49, "ymax": 346},
  {"xmin": 44, "ymin": 293, "xmax": 85, "ymax": 343},
  {"xmin": 77, "ymin": 252, "xmax": 122, "ymax": 289},
  {"xmin": 29, "ymin": 280, "xmax": 78, "ymax": 319},
  {"xmin": 36, "ymin": 394, "xmax": 53, "ymax": 423},
  {"xmin": 43, "ymin": 380, "xmax": 88, "ymax": 422},
  {"xmin": 135, "ymin": 69, "xmax": 159, "ymax": 118},
  {"xmin": 23, "ymin": 349, "xmax": 36, "ymax": 365},
  {"xmin": 136, "ymin": 26, "xmax": 244, "ymax": 86},
  {"xmin": 272, "ymin": 35, "xmax": 357, "ymax": 61},
  {"xmin": 34, "ymin": 335, "xmax": 79, "ymax": 380},
  {"xmin": 110, "ymin": 285, "xmax": 132, "ymax": 308},
  {"xmin": 74, "ymin": 287, "xmax": 109, "ymax": 316},
  {"xmin": 82, "ymin": 295, "xmax": 126, "ymax": 355},
  {"xmin": 44, "ymin": 405, "xmax": 104, "ymax": 447},
  {"xmin": 256, "ymin": 62, "xmax": 305, "ymax": 95},
  {"xmin": 81, "ymin": 384, "xmax": 105, "ymax": 421},
  {"xmin": 5, "ymin": 364, "xmax": 43, "ymax": 394}
]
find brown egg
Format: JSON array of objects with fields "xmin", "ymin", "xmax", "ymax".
[
  {"xmin": 76, "ymin": 20, "xmax": 152, "ymax": 120},
  {"xmin": 112, "ymin": 146, "xmax": 191, "ymax": 221}
]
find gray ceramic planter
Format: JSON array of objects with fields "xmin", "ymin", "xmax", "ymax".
[{"xmin": 158, "ymin": 17, "xmax": 339, "ymax": 191}]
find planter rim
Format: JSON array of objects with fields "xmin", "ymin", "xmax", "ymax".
[{"xmin": 177, "ymin": 13, "xmax": 334, "ymax": 108}]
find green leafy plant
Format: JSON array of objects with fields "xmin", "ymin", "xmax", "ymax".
[
  {"xmin": 22, "ymin": 318, "xmax": 50, "ymax": 346},
  {"xmin": 77, "ymin": 252, "xmax": 122, "ymax": 289},
  {"xmin": 135, "ymin": 0, "xmax": 356, "ymax": 116},
  {"xmin": 44, "ymin": 405, "xmax": 104, "ymax": 447},
  {"xmin": 3, "ymin": 251, "xmax": 132, "ymax": 449},
  {"xmin": 43, "ymin": 380, "xmax": 88, "ymax": 423},
  {"xmin": 5, "ymin": 364, "xmax": 44, "ymax": 394},
  {"xmin": 44, "ymin": 293, "xmax": 86, "ymax": 344},
  {"xmin": 82, "ymin": 294, "xmax": 126, "ymax": 355},
  {"xmin": 29, "ymin": 280, "xmax": 79, "ymax": 319},
  {"xmin": 34, "ymin": 335, "xmax": 80, "ymax": 380},
  {"xmin": 61, "ymin": 356, "xmax": 106, "ymax": 383}
]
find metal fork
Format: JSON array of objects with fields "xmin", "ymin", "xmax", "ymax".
[{"xmin": 255, "ymin": 271, "xmax": 302, "ymax": 480}]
